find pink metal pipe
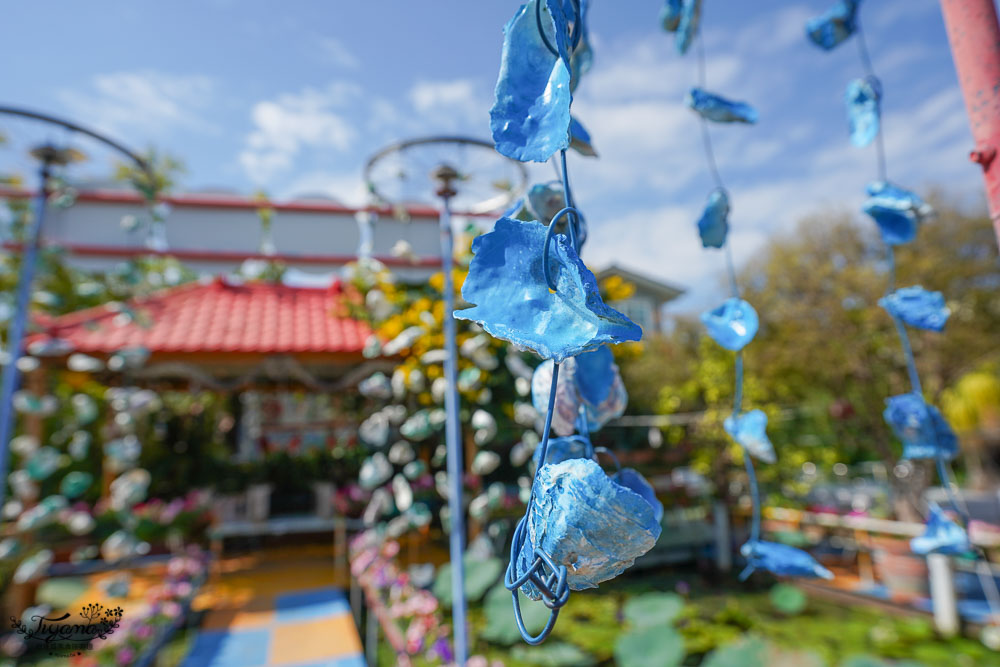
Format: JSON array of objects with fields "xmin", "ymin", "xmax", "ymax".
[{"xmin": 940, "ymin": 0, "xmax": 1000, "ymax": 245}]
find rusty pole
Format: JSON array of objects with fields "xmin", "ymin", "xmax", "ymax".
[{"xmin": 939, "ymin": 0, "xmax": 1000, "ymax": 246}]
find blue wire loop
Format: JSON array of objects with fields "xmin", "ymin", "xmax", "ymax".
[
  {"xmin": 506, "ymin": 362, "xmax": 570, "ymax": 643},
  {"xmin": 593, "ymin": 446, "xmax": 622, "ymax": 476},
  {"xmin": 541, "ymin": 205, "xmax": 582, "ymax": 291},
  {"xmin": 535, "ymin": 0, "xmax": 583, "ymax": 57}
]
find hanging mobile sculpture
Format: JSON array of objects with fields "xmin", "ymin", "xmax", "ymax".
[
  {"xmin": 666, "ymin": 0, "xmax": 833, "ymax": 580},
  {"xmin": 462, "ymin": 0, "xmax": 663, "ymax": 645},
  {"xmin": 805, "ymin": 0, "xmax": 1000, "ymax": 617}
]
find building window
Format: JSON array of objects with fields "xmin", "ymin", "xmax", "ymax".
[{"xmin": 610, "ymin": 297, "xmax": 655, "ymax": 333}]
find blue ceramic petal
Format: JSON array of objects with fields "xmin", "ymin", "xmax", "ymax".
[
  {"xmin": 724, "ymin": 409, "xmax": 776, "ymax": 464},
  {"xmin": 863, "ymin": 181, "xmax": 934, "ymax": 246},
  {"xmin": 845, "ymin": 77, "xmax": 881, "ymax": 147},
  {"xmin": 686, "ymin": 88, "xmax": 758, "ymax": 124},
  {"xmin": 615, "ymin": 468, "xmax": 664, "ymax": 523},
  {"xmin": 879, "ymin": 286, "xmax": 950, "ymax": 332},
  {"xmin": 883, "ymin": 392, "xmax": 959, "ymax": 461},
  {"xmin": 660, "ymin": 0, "xmax": 683, "ymax": 31},
  {"xmin": 532, "ymin": 358, "xmax": 582, "ymax": 436},
  {"xmin": 805, "ymin": 0, "xmax": 860, "ymax": 51},
  {"xmin": 575, "ymin": 346, "xmax": 628, "ymax": 431},
  {"xmin": 569, "ymin": 116, "xmax": 597, "ymax": 157},
  {"xmin": 697, "ymin": 188, "xmax": 729, "ymax": 248},
  {"xmin": 455, "ymin": 218, "xmax": 642, "ymax": 361},
  {"xmin": 676, "ymin": 0, "xmax": 702, "ymax": 55},
  {"xmin": 532, "ymin": 434, "xmax": 592, "ymax": 469},
  {"xmin": 516, "ymin": 458, "xmax": 661, "ymax": 598},
  {"xmin": 573, "ymin": 346, "xmax": 616, "ymax": 406},
  {"xmin": 701, "ymin": 298, "xmax": 759, "ymax": 351},
  {"xmin": 491, "ymin": 0, "xmax": 573, "ymax": 162},
  {"xmin": 910, "ymin": 503, "xmax": 970, "ymax": 556},
  {"xmin": 527, "ymin": 182, "xmax": 566, "ymax": 223},
  {"xmin": 740, "ymin": 540, "xmax": 834, "ymax": 579}
]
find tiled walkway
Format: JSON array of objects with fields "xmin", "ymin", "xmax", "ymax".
[{"xmin": 182, "ymin": 548, "xmax": 363, "ymax": 667}]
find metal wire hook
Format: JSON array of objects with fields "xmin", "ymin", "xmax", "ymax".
[
  {"xmin": 593, "ymin": 446, "xmax": 622, "ymax": 476},
  {"xmin": 541, "ymin": 206, "xmax": 583, "ymax": 291},
  {"xmin": 535, "ymin": 0, "xmax": 583, "ymax": 57}
]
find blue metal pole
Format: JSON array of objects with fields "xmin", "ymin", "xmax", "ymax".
[
  {"xmin": 439, "ymin": 196, "xmax": 468, "ymax": 664},
  {"xmin": 0, "ymin": 160, "xmax": 51, "ymax": 508}
]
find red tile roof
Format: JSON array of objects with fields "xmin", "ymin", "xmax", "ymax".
[{"xmin": 30, "ymin": 278, "xmax": 371, "ymax": 356}]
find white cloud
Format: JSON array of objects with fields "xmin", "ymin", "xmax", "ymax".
[
  {"xmin": 407, "ymin": 78, "xmax": 488, "ymax": 132},
  {"xmin": 318, "ymin": 37, "xmax": 360, "ymax": 69},
  {"xmin": 239, "ymin": 82, "xmax": 362, "ymax": 183},
  {"xmin": 56, "ymin": 71, "xmax": 215, "ymax": 141}
]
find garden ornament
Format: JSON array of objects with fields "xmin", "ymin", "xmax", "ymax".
[
  {"xmin": 910, "ymin": 503, "xmax": 970, "ymax": 556},
  {"xmin": 805, "ymin": 0, "xmax": 860, "ymax": 50},
  {"xmin": 67, "ymin": 353, "xmax": 103, "ymax": 373},
  {"xmin": 883, "ymin": 393, "xmax": 959, "ymax": 461},
  {"xmin": 696, "ymin": 188, "xmax": 729, "ymax": 248},
  {"xmin": 740, "ymin": 540, "xmax": 834, "ymax": 580},
  {"xmin": 569, "ymin": 116, "xmax": 597, "ymax": 157},
  {"xmin": 846, "ymin": 76, "xmax": 881, "ymax": 147},
  {"xmin": 686, "ymin": 88, "xmax": 758, "ymax": 124},
  {"xmin": 724, "ymin": 410, "xmax": 777, "ymax": 464},
  {"xmin": 675, "ymin": 0, "xmax": 702, "ymax": 55},
  {"xmin": 359, "ymin": 411, "xmax": 391, "ymax": 447},
  {"xmin": 13, "ymin": 549, "xmax": 53, "ymax": 583},
  {"xmin": 701, "ymin": 298, "xmax": 759, "ymax": 351},
  {"xmin": 360, "ymin": 452, "xmax": 393, "ymax": 490},
  {"xmin": 879, "ymin": 286, "xmax": 950, "ymax": 332},
  {"xmin": 472, "ymin": 450, "xmax": 502, "ymax": 476},
  {"xmin": 455, "ymin": 218, "xmax": 640, "ymax": 362},
  {"xmin": 863, "ymin": 181, "xmax": 935, "ymax": 246},
  {"xmin": 490, "ymin": 0, "xmax": 573, "ymax": 162}
]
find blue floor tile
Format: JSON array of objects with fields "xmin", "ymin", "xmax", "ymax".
[
  {"xmin": 274, "ymin": 587, "xmax": 350, "ymax": 624},
  {"xmin": 182, "ymin": 628, "xmax": 270, "ymax": 667}
]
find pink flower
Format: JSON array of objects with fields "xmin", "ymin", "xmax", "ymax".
[{"xmin": 115, "ymin": 647, "xmax": 135, "ymax": 666}]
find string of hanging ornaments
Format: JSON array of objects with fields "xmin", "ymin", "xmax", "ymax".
[
  {"xmin": 804, "ymin": 0, "xmax": 1000, "ymax": 633},
  {"xmin": 663, "ymin": 0, "xmax": 834, "ymax": 581},
  {"xmin": 460, "ymin": 0, "xmax": 664, "ymax": 645}
]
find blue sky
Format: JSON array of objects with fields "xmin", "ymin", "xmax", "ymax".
[{"xmin": 0, "ymin": 1, "xmax": 984, "ymax": 311}]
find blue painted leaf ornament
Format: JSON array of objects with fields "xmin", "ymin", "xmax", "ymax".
[
  {"xmin": 574, "ymin": 345, "xmax": 628, "ymax": 431},
  {"xmin": 676, "ymin": 0, "xmax": 702, "ymax": 55},
  {"xmin": 527, "ymin": 182, "xmax": 566, "ymax": 223},
  {"xmin": 455, "ymin": 218, "xmax": 642, "ymax": 361},
  {"xmin": 532, "ymin": 359, "xmax": 583, "ymax": 436},
  {"xmin": 883, "ymin": 392, "xmax": 959, "ymax": 461},
  {"xmin": 863, "ymin": 181, "xmax": 934, "ymax": 246},
  {"xmin": 697, "ymin": 188, "xmax": 729, "ymax": 248},
  {"xmin": 910, "ymin": 503, "xmax": 970, "ymax": 556},
  {"xmin": 845, "ymin": 77, "xmax": 881, "ymax": 147},
  {"xmin": 686, "ymin": 88, "xmax": 758, "ymax": 124},
  {"xmin": 532, "ymin": 346, "xmax": 628, "ymax": 434},
  {"xmin": 879, "ymin": 286, "xmax": 950, "ymax": 332},
  {"xmin": 805, "ymin": 0, "xmax": 860, "ymax": 50},
  {"xmin": 615, "ymin": 468, "xmax": 665, "ymax": 523},
  {"xmin": 701, "ymin": 298, "xmax": 759, "ymax": 351},
  {"xmin": 515, "ymin": 458, "xmax": 661, "ymax": 598},
  {"xmin": 724, "ymin": 410, "xmax": 776, "ymax": 464},
  {"xmin": 660, "ymin": 0, "xmax": 683, "ymax": 32},
  {"xmin": 740, "ymin": 540, "xmax": 834, "ymax": 580},
  {"xmin": 569, "ymin": 116, "xmax": 597, "ymax": 157},
  {"xmin": 532, "ymin": 434, "xmax": 592, "ymax": 469},
  {"xmin": 491, "ymin": 0, "xmax": 573, "ymax": 162}
]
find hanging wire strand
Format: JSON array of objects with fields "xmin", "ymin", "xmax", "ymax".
[
  {"xmin": 854, "ymin": 20, "xmax": 888, "ymax": 182},
  {"xmin": 854, "ymin": 8, "xmax": 1000, "ymax": 621},
  {"xmin": 695, "ymin": 35, "xmax": 727, "ymax": 191}
]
